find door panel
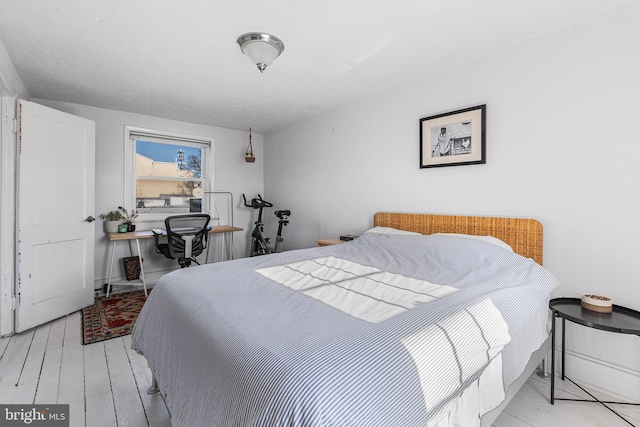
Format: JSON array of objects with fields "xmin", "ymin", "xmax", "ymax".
[
  {"xmin": 16, "ymin": 100, "xmax": 95, "ymax": 333},
  {"xmin": 32, "ymin": 239, "xmax": 87, "ymax": 302}
]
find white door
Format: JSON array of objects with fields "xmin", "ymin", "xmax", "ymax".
[{"xmin": 15, "ymin": 100, "xmax": 95, "ymax": 333}]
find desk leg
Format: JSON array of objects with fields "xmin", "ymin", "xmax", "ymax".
[
  {"xmin": 551, "ymin": 312, "xmax": 556, "ymax": 404},
  {"xmin": 107, "ymin": 241, "xmax": 117, "ymax": 297},
  {"xmin": 135, "ymin": 239, "xmax": 147, "ymax": 297}
]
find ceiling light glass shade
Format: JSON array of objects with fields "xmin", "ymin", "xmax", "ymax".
[{"xmin": 237, "ymin": 32, "xmax": 285, "ymax": 73}]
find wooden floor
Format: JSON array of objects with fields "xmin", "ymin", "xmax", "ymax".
[{"xmin": 1, "ymin": 313, "xmax": 638, "ymax": 427}]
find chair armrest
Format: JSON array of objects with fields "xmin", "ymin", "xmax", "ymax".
[
  {"xmin": 204, "ymin": 225, "xmax": 211, "ymax": 247},
  {"xmin": 151, "ymin": 229, "xmax": 164, "ymax": 253}
]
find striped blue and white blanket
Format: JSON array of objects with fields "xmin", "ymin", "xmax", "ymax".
[{"xmin": 132, "ymin": 233, "xmax": 559, "ymax": 426}]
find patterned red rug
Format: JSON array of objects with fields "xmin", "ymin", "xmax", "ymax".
[{"xmin": 81, "ymin": 290, "xmax": 148, "ymax": 345}]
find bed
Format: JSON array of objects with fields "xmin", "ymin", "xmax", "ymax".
[{"xmin": 131, "ymin": 212, "xmax": 559, "ymax": 426}]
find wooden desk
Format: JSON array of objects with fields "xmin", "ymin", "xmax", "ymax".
[{"xmin": 106, "ymin": 225, "xmax": 243, "ymax": 296}]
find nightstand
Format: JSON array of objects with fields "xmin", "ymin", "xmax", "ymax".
[{"xmin": 315, "ymin": 238, "xmax": 347, "ymax": 247}]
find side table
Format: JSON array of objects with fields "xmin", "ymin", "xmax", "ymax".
[
  {"xmin": 549, "ymin": 297, "xmax": 640, "ymax": 426},
  {"xmin": 315, "ymin": 238, "xmax": 347, "ymax": 247}
]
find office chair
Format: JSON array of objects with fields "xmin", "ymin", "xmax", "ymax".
[{"xmin": 152, "ymin": 214, "xmax": 211, "ymax": 268}]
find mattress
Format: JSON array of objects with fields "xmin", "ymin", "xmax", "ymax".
[{"xmin": 132, "ymin": 232, "xmax": 560, "ymax": 426}]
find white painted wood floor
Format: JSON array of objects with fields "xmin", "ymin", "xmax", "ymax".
[{"xmin": 1, "ymin": 312, "xmax": 639, "ymax": 427}]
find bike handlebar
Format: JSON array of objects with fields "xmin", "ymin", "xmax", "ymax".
[{"xmin": 243, "ymin": 194, "xmax": 273, "ymax": 209}]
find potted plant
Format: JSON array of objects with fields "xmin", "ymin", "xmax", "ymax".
[
  {"xmin": 245, "ymin": 127, "xmax": 255, "ymax": 163},
  {"xmin": 118, "ymin": 206, "xmax": 138, "ymax": 232},
  {"xmin": 100, "ymin": 210, "xmax": 124, "ymax": 233}
]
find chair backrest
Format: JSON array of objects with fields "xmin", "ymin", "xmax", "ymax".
[{"xmin": 164, "ymin": 214, "xmax": 211, "ymax": 260}]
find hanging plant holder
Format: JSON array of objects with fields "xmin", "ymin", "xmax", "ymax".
[{"xmin": 245, "ymin": 128, "xmax": 255, "ymax": 163}]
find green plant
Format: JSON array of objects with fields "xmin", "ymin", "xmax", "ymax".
[
  {"xmin": 100, "ymin": 210, "xmax": 124, "ymax": 221},
  {"xmin": 118, "ymin": 206, "xmax": 138, "ymax": 225}
]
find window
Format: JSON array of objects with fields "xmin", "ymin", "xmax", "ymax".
[{"xmin": 125, "ymin": 127, "xmax": 213, "ymax": 220}]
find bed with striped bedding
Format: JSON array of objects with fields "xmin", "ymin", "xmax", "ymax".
[{"xmin": 132, "ymin": 230, "xmax": 559, "ymax": 426}]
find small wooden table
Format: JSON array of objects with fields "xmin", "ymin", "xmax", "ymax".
[
  {"xmin": 315, "ymin": 238, "xmax": 348, "ymax": 247},
  {"xmin": 107, "ymin": 225, "xmax": 243, "ymax": 296}
]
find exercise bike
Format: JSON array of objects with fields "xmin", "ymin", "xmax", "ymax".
[{"xmin": 243, "ymin": 194, "xmax": 291, "ymax": 256}]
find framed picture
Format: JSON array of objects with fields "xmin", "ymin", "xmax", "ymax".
[{"xmin": 420, "ymin": 104, "xmax": 486, "ymax": 168}]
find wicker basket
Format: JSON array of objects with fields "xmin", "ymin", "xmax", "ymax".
[{"xmin": 122, "ymin": 256, "xmax": 141, "ymax": 281}]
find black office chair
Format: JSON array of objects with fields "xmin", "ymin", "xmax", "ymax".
[{"xmin": 152, "ymin": 214, "xmax": 211, "ymax": 268}]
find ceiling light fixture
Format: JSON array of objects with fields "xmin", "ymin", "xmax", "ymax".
[{"xmin": 236, "ymin": 32, "xmax": 285, "ymax": 73}]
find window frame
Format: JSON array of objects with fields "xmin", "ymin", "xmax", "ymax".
[{"xmin": 124, "ymin": 126, "xmax": 214, "ymax": 223}]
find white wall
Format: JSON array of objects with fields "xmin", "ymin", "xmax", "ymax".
[
  {"xmin": 264, "ymin": 3, "xmax": 640, "ymax": 400},
  {"xmin": 0, "ymin": 39, "xmax": 27, "ymax": 98},
  {"xmin": 34, "ymin": 100, "xmax": 263, "ymax": 287}
]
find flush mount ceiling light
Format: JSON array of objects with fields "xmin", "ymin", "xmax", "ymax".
[{"xmin": 237, "ymin": 32, "xmax": 285, "ymax": 73}]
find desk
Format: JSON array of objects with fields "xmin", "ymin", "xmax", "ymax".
[
  {"xmin": 106, "ymin": 225, "xmax": 243, "ymax": 297},
  {"xmin": 550, "ymin": 297, "xmax": 640, "ymax": 426}
]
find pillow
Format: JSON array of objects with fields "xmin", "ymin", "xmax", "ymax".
[
  {"xmin": 364, "ymin": 226, "xmax": 422, "ymax": 236},
  {"xmin": 432, "ymin": 233, "xmax": 513, "ymax": 251}
]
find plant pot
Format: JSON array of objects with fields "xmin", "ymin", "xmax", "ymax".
[
  {"xmin": 245, "ymin": 155, "xmax": 255, "ymax": 163},
  {"xmin": 105, "ymin": 221, "xmax": 121, "ymax": 233},
  {"xmin": 127, "ymin": 224, "xmax": 136, "ymax": 232}
]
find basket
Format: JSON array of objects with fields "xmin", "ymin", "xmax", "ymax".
[{"xmin": 122, "ymin": 256, "xmax": 141, "ymax": 281}]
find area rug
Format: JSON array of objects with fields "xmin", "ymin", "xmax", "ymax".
[{"xmin": 81, "ymin": 290, "xmax": 148, "ymax": 345}]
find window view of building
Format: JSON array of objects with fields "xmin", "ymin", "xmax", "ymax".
[{"xmin": 134, "ymin": 139, "xmax": 208, "ymax": 215}]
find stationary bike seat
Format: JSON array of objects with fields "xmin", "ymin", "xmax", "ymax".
[{"xmin": 274, "ymin": 210, "xmax": 290, "ymax": 218}]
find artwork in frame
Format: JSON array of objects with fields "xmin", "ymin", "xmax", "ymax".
[{"xmin": 420, "ymin": 104, "xmax": 486, "ymax": 168}]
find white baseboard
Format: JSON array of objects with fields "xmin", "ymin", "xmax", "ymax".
[{"xmin": 554, "ymin": 346, "xmax": 640, "ymax": 402}]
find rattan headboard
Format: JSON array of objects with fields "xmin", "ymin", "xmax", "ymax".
[{"xmin": 373, "ymin": 212, "xmax": 543, "ymax": 265}]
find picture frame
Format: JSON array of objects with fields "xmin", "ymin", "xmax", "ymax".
[{"xmin": 420, "ymin": 104, "xmax": 486, "ymax": 168}]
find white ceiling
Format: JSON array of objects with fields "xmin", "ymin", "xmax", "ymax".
[{"xmin": 0, "ymin": 0, "xmax": 629, "ymax": 133}]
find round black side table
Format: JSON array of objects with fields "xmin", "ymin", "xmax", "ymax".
[{"xmin": 549, "ymin": 297, "xmax": 640, "ymax": 426}]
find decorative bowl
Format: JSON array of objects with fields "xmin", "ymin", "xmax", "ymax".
[{"xmin": 581, "ymin": 294, "xmax": 612, "ymax": 313}]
